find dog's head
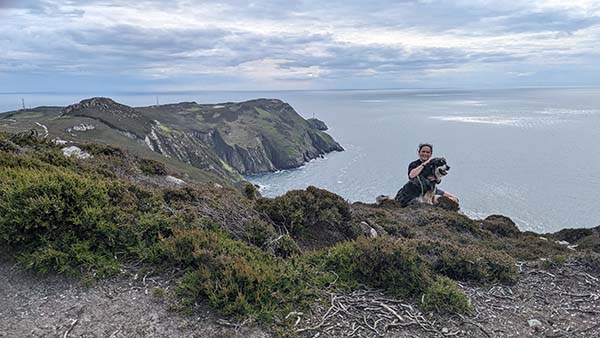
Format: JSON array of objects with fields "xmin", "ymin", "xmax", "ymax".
[{"xmin": 422, "ymin": 157, "xmax": 450, "ymax": 183}]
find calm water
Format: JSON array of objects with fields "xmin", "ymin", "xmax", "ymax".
[{"xmin": 2, "ymin": 88, "xmax": 599, "ymax": 232}]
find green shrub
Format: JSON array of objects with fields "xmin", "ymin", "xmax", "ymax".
[
  {"xmin": 552, "ymin": 227, "xmax": 595, "ymax": 243},
  {"xmin": 269, "ymin": 234, "xmax": 301, "ymax": 258},
  {"xmin": 482, "ymin": 235, "xmax": 566, "ymax": 261},
  {"xmin": 481, "ymin": 215, "xmax": 520, "ymax": 238},
  {"xmin": 160, "ymin": 227, "xmax": 324, "ymax": 321},
  {"xmin": 256, "ymin": 186, "xmax": 358, "ymax": 246},
  {"xmin": 81, "ymin": 143, "xmax": 125, "ymax": 157},
  {"xmin": 243, "ymin": 182, "xmax": 259, "ymax": 200},
  {"xmin": 139, "ymin": 158, "xmax": 168, "ymax": 175},
  {"xmin": 416, "ymin": 240, "xmax": 517, "ymax": 283},
  {"xmin": 242, "ymin": 220, "xmax": 276, "ymax": 247},
  {"xmin": 421, "ymin": 276, "xmax": 471, "ymax": 314},
  {"xmin": 0, "ymin": 166, "xmax": 169, "ymax": 277},
  {"xmin": 577, "ymin": 235, "xmax": 600, "ymax": 253},
  {"xmin": 310, "ymin": 237, "xmax": 432, "ymax": 298},
  {"xmin": 0, "ymin": 135, "xmax": 18, "ymax": 152}
]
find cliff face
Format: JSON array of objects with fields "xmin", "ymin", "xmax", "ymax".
[
  {"xmin": 1, "ymin": 97, "xmax": 343, "ymax": 180},
  {"xmin": 135, "ymin": 98, "xmax": 343, "ymax": 174}
]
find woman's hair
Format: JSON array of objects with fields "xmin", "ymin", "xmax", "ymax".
[{"xmin": 418, "ymin": 143, "xmax": 433, "ymax": 152}]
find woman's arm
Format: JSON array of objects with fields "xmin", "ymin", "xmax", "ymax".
[
  {"xmin": 408, "ymin": 159, "xmax": 431, "ymax": 178},
  {"xmin": 443, "ymin": 191, "xmax": 459, "ymax": 203}
]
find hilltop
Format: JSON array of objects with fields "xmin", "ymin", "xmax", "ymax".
[
  {"xmin": 0, "ymin": 97, "xmax": 343, "ymax": 183},
  {"xmin": 0, "ymin": 131, "xmax": 599, "ymax": 337}
]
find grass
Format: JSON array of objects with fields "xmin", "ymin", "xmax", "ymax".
[{"xmin": 2, "ymin": 131, "xmax": 591, "ymax": 330}]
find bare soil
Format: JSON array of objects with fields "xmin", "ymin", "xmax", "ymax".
[
  {"xmin": 295, "ymin": 258, "xmax": 600, "ymax": 338},
  {"xmin": 0, "ymin": 259, "xmax": 270, "ymax": 338},
  {"xmin": 2, "ymin": 258, "xmax": 598, "ymax": 338}
]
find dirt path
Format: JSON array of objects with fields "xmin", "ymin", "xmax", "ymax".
[
  {"xmin": 0, "ymin": 259, "xmax": 270, "ymax": 338},
  {"xmin": 294, "ymin": 259, "xmax": 600, "ymax": 337},
  {"xmin": 2, "ymin": 258, "xmax": 598, "ymax": 338}
]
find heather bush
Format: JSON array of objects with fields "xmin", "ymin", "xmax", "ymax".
[
  {"xmin": 421, "ymin": 276, "xmax": 471, "ymax": 314},
  {"xmin": 415, "ymin": 240, "xmax": 517, "ymax": 283},
  {"xmin": 256, "ymin": 186, "xmax": 359, "ymax": 247},
  {"xmin": 309, "ymin": 237, "xmax": 433, "ymax": 298}
]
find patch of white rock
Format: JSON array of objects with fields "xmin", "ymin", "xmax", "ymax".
[{"xmin": 61, "ymin": 146, "xmax": 92, "ymax": 159}]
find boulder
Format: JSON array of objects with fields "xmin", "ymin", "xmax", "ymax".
[{"xmin": 61, "ymin": 146, "xmax": 92, "ymax": 159}]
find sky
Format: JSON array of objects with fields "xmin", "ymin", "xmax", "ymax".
[{"xmin": 1, "ymin": 0, "xmax": 600, "ymax": 92}]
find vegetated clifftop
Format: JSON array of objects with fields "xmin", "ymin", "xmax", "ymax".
[
  {"xmin": 0, "ymin": 97, "xmax": 343, "ymax": 181},
  {"xmin": 306, "ymin": 117, "xmax": 328, "ymax": 130},
  {"xmin": 1, "ymin": 132, "xmax": 599, "ymax": 338}
]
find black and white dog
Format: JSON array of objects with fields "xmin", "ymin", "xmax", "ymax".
[{"xmin": 376, "ymin": 157, "xmax": 450, "ymax": 207}]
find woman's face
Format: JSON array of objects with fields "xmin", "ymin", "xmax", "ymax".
[{"xmin": 418, "ymin": 146, "xmax": 432, "ymax": 162}]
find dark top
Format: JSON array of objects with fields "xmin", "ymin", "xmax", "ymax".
[
  {"xmin": 407, "ymin": 159, "xmax": 423, "ymax": 178},
  {"xmin": 407, "ymin": 159, "xmax": 445, "ymax": 196}
]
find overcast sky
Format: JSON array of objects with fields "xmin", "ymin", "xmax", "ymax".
[{"xmin": 2, "ymin": 0, "xmax": 600, "ymax": 92}]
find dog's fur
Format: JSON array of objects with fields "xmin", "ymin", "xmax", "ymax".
[{"xmin": 376, "ymin": 157, "xmax": 450, "ymax": 207}]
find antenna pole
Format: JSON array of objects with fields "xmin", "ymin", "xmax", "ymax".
[
  {"xmin": 22, "ymin": 98, "xmax": 25, "ymax": 110},
  {"xmin": 156, "ymin": 96, "xmax": 159, "ymax": 106}
]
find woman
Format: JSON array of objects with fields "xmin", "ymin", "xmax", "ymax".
[{"xmin": 408, "ymin": 143, "xmax": 459, "ymax": 204}]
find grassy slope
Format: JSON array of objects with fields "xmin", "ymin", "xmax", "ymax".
[
  {"xmin": 0, "ymin": 106, "xmax": 234, "ymax": 185},
  {"xmin": 2, "ymin": 132, "xmax": 598, "ymax": 336}
]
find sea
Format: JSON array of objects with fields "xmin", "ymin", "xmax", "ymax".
[{"xmin": 2, "ymin": 87, "xmax": 599, "ymax": 233}]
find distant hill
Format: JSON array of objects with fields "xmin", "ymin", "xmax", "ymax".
[{"xmin": 0, "ymin": 97, "xmax": 343, "ymax": 182}]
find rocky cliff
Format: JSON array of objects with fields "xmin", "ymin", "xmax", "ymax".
[{"xmin": 0, "ymin": 97, "xmax": 343, "ymax": 180}]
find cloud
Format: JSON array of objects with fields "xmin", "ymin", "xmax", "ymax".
[{"xmin": 1, "ymin": 0, "xmax": 600, "ymax": 90}]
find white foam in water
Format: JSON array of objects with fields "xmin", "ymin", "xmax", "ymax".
[
  {"xmin": 359, "ymin": 99, "xmax": 390, "ymax": 103},
  {"xmin": 429, "ymin": 115, "xmax": 528, "ymax": 126},
  {"xmin": 414, "ymin": 93, "xmax": 442, "ymax": 97},
  {"xmin": 453, "ymin": 100, "xmax": 486, "ymax": 106},
  {"xmin": 429, "ymin": 114, "xmax": 564, "ymax": 128},
  {"xmin": 534, "ymin": 108, "xmax": 600, "ymax": 116}
]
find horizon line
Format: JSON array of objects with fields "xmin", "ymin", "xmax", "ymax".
[{"xmin": 2, "ymin": 85, "xmax": 600, "ymax": 96}]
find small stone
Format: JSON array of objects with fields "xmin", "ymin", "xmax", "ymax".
[
  {"xmin": 359, "ymin": 221, "xmax": 378, "ymax": 238},
  {"xmin": 528, "ymin": 319, "xmax": 542, "ymax": 328},
  {"xmin": 166, "ymin": 175, "xmax": 185, "ymax": 185},
  {"xmin": 441, "ymin": 327, "xmax": 449, "ymax": 334},
  {"xmin": 369, "ymin": 227, "xmax": 378, "ymax": 238},
  {"xmin": 556, "ymin": 240, "xmax": 570, "ymax": 246},
  {"xmin": 539, "ymin": 237, "xmax": 548, "ymax": 241},
  {"xmin": 62, "ymin": 146, "xmax": 92, "ymax": 159}
]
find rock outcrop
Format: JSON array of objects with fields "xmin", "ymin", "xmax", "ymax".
[{"xmin": 306, "ymin": 117, "xmax": 328, "ymax": 130}]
